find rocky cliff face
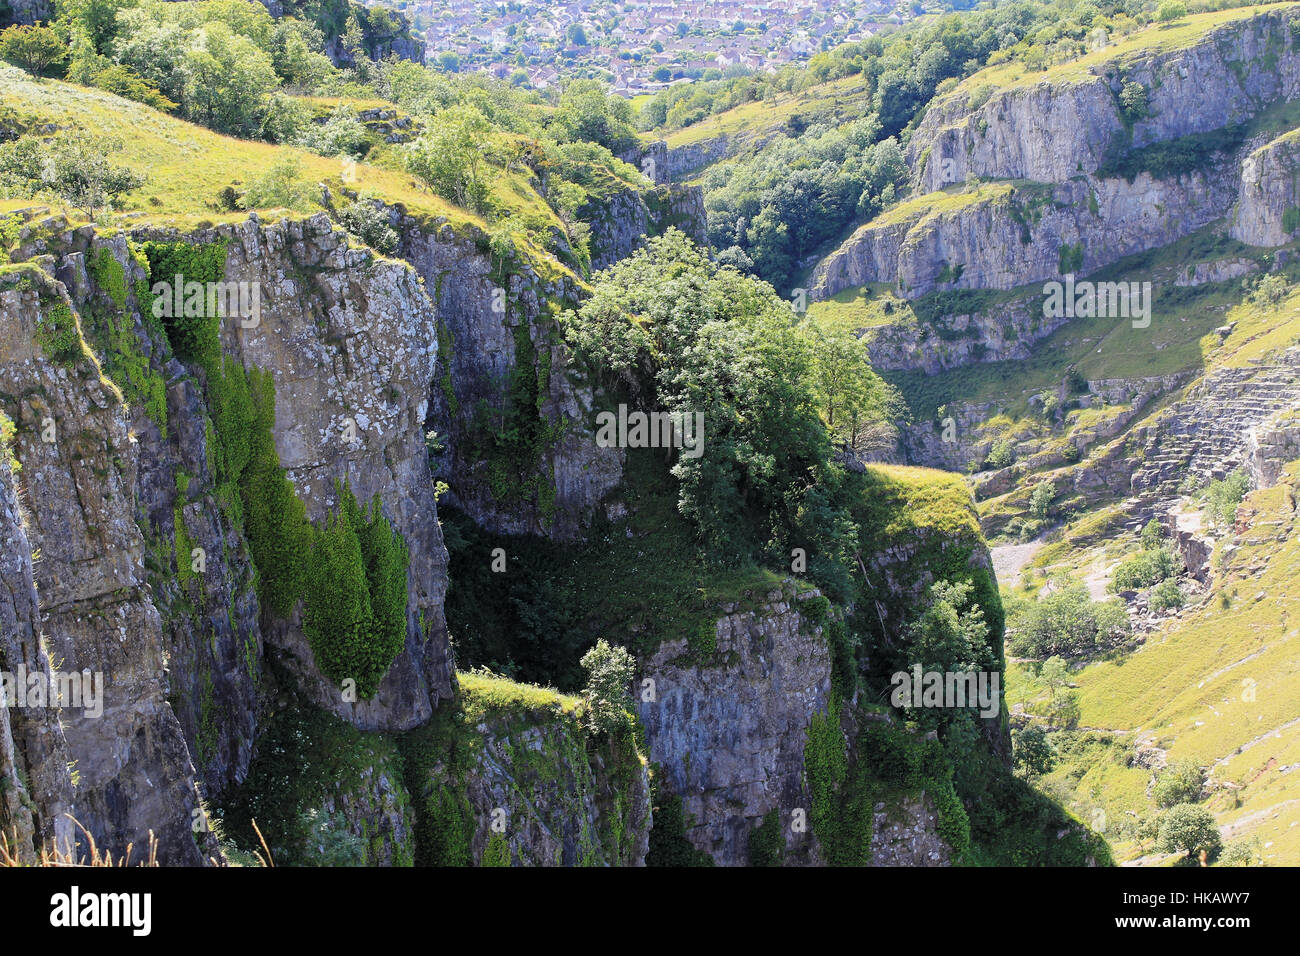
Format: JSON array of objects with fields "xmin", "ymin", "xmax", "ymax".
[
  {"xmin": 636, "ymin": 582, "xmax": 833, "ymax": 866},
  {"xmin": 587, "ymin": 183, "xmax": 709, "ymax": 271},
  {"xmin": 1232, "ymin": 128, "xmax": 1300, "ymax": 247},
  {"xmin": 0, "ymin": 459, "xmax": 75, "ymax": 862},
  {"xmin": 0, "ymin": 0, "xmax": 51, "ymax": 27},
  {"xmin": 415, "ymin": 695, "xmax": 651, "ymax": 866},
  {"xmin": 908, "ymin": 7, "xmax": 1300, "ymax": 194},
  {"xmin": 812, "ymin": 169, "xmax": 1237, "ymax": 301},
  {"xmin": 813, "ymin": 8, "xmax": 1300, "ymax": 306},
  {"xmin": 0, "ymin": 209, "xmax": 466, "ymax": 860},
  {"xmin": 0, "ymin": 263, "xmax": 214, "ymax": 865},
  {"xmin": 398, "ymin": 216, "xmax": 626, "ymax": 541},
  {"xmin": 208, "ymin": 212, "xmax": 456, "ymax": 730}
]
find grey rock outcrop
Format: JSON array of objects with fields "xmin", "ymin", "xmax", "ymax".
[
  {"xmin": 399, "ymin": 216, "xmax": 625, "ymax": 540},
  {"xmin": 908, "ymin": 7, "xmax": 1300, "ymax": 193},
  {"xmin": 0, "ymin": 459, "xmax": 75, "ymax": 862},
  {"xmin": 636, "ymin": 582, "xmax": 832, "ymax": 865},
  {"xmin": 0, "ymin": 272, "xmax": 213, "ymax": 865},
  {"xmin": 1231, "ymin": 129, "xmax": 1300, "ymax": 247}
]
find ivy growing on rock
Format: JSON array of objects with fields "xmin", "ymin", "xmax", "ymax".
[{"xmin": 302, "ymin": 482, "xmax": 410, "ymax": 699}]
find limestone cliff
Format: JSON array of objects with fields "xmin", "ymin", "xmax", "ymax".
[
  {"xmin": 636, "ymin": 583, "xmax": 833, "ymax": 866},
  {"xmin": 1231, "ymin": 128, "xmax": 1300, "ymax": 246},
  {"xmin": 0, "ymin": 262, "xmax": 214, "ymax": 865},
  {"xmin": 907, "ymin": 7, "xmax": 1300, "ymax": 194}
]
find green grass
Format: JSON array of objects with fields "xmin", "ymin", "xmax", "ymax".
[
  {"xmin": 0, "ymin": 67, "xmax": 582, "ymax": 281},
  {"xmin": 661, "ymin": 75, "xmax": 873, "ymax": 149},
  {"xmin": 1007, "ymin": 463, "xmax": 1300, "ymax": 864},
  {"xmin": 457, "ymin": 670, "xmax": 583, "ymax": 723}
]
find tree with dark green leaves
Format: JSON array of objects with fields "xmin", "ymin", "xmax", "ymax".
[
  {"xmin": 1157, "ymin": 804, "xmax": 1221, "ymax": 861},
  {"xmin": 1012, "ymin": 725, "xmax": 1055, "ymax": 781}
]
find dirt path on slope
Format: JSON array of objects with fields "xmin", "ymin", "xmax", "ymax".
[{"xmin": 991, "ymin": 538, "xmax": 1045, "ymax": 585}]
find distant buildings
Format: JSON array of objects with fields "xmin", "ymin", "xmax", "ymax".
[{"xmin": 390, "ymin": 0, "xmax": 918, "ymax": 95}]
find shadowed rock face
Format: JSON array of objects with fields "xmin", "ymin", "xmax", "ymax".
[
  {"xmin": 398, "ymin": 217, "xmax": 625, "ymax": 541},
  {"xmin": 636, "ymin": 583, "xmax": 834, "ymax": 866},
  {"xmin": 0, "ymin": 460, "xmax": 75, "ymax": 862},
  {"xmin": 0, "ymin": 272, "xmax": 211, "ymax": 865}
]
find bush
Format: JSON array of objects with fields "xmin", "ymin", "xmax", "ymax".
[
  {"xmin": 1153, "ymin": 760, "xmax": 1204, "ymax": 808},
  {"xmin": 1205, "ymin": 469, "xmax": 1249, "ymax": 528},
  {"xmin": 1012, "ymin": 725, "xmax": 1055, "ymax": 780},
  {"xmin": 985, "ymin": 437, "xmax": 1015, "ymax": 470},
  {"xmin": 1249, "ymin": 274, "xmax": 1289, "ymax": 308},
  {"xmin": 0, "ymin": 133, "xmax": 145, "ymax": 219},
  {"xmin": 242, "ymin": 157, "xmax": 315, "ymax": 211},
  {"xmin": 1028, "ymin": 479, "xmax": 1054, "ymax": 521},
  {"xmin": 1157, "ymin": 0, "xmax": 1187, "ymax": 22},
  {"xmin": 1118, "ymin": 81, "xmax": 1148, "ymax": 123},
  {"xmin": 579, "ymin": 639, "xmax": 636, "ymax": 738},
  {"xmin": 336, "ymin": 196, "xmax": 399, "ymax": 254},
  {"xmin": 1149, "ymin": 578, "xmax": 1185, "ymax": 612},
  {"xmin": 1110, "ymin": 547, "xmax": 1176, "ymax": 593},
  {"xmin": 1008, "ymin": 581, "xmax": 1130, "ymax": 658},
  {"xmin": 0, "ymin": 24, "xmax": 66, "ymax": 76},
  {"xmin": 747, "ymin": 808, "xmax": 783, "ymax": 866},
  {"xmin": 302, "ymin": 483, "xmax": 410, "ymax": 699}
]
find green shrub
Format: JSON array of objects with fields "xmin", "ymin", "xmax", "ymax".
[
  {"xmin": 747, "ymin": 808, "xmax": 783, "ymax": 866},
  {"xmin": 337, "ymin": 195, "xmax": 399, "ymax": 254},
  {"xmin": 985, "ymin": 438, "xmax": 1015, "ymax": 470},
  {"xmin": 1205, "ymin": 469, "xmax": 1249, "ymax": 528},
  {"xmin": 1157, "ymin": 0, "xmax": 1187, "ymax": 22},
  {"xmin": 1153, "ymin": 760, "xmax": 1204, "ymax": 808},
  {"xmin": 1008, "ymin": 580, "xmax": 1129, "ymax": 658},
  {"xmin": 140, "ymin": 239, "xmax": 229, "ymax": 365},
  {"xmin": 1149, "ymin": 578, "xmax": 1185, "ymax": 612},
  {"xmin": 646, "ymin": 783, "xmax": 713, "ymax": 867},
  {"xmin": 1282, "ymin": 206, "xmax": 1300, "ymax": 236},
  {"xmin": 1139, "ymin": 518, "xmax": 1164, "ymax": 550},
  {"xmin": 481, "ymin": 831, "xmax": 511, "ymax": 866},
  {"xmin": 578, "ymin": 639, "xmax": 636, "ymax": 738},
  {"xmin": 1110, "ymin": 547, "xmax": 1176, "ymax": 593},
  {"xmin": 1028, "ymin": 479, "xmax": 1054, "ymax": 521},
  {"xmin": 34, "ymin": 300, "xmax": 84, "ymax": 363}
]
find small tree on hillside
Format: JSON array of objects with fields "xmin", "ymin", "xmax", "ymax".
[
  {"xmin": 1012, "ymin": 724, "xmax": 1056, "ymax": 781},
  {"xmin": 1157, "ymin": 1, "xmax": 1187, "ymax": 23},
  {"xmin": 1153, "ymin": 759, "xmax": 1205, "ymax": 808},
  {"xmin": 0, "ymin": 25, "xmax": 67, "ymax": 77},
  {"xmin": 0, "ymin": 134, "xmax": 145, "ymax": 219},
  {"xmin": 1157, "ymin": 804, "xmax": 1221, "ymax": 862}
]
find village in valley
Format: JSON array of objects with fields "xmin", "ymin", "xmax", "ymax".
[{"xmin": 391, "ymin": 0, "xmax": 925, "ymax": 93}]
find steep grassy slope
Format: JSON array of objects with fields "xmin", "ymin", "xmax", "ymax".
[
  {"xmin": 1015, "ymin": 465, "xmax": 1300, "ymax": 865},
  {"xmin": 660, "ymin": 74, "xmax": 874, "ymax": 152}
]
